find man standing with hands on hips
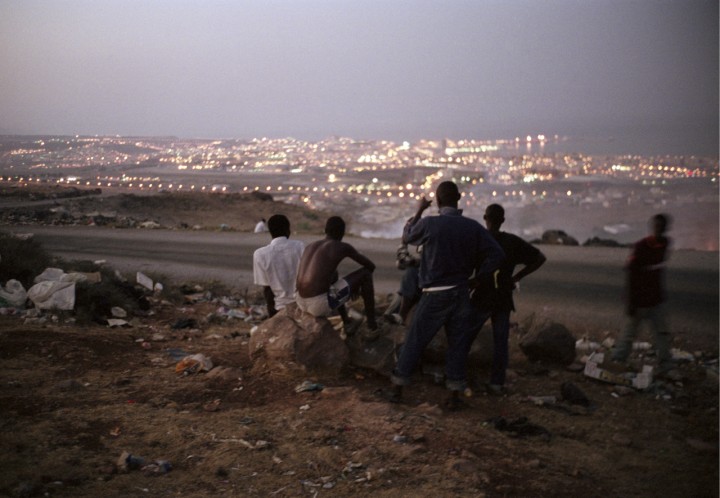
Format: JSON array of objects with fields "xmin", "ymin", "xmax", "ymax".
[{"xmin": 383, "ymin": 181, "xmax": 505, "ymax": 409}]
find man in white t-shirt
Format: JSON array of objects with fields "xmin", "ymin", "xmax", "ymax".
[
  {"xmin": 253, "ymin": 215, "xmax": 305, "ymax": 317},
  {"xmin": 254, "ymin": 218, "xmax": 268, "ymax": 233}
]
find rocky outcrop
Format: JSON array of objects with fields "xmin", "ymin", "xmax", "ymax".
[{"xmin": 249, "ymin": 303, "xmax": 349, "ymax": 375}]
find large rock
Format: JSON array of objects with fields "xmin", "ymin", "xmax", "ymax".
[
  {"xmin": 249, "ymin": 303, "xmax": 349, "ymax": 375},
  {"xmin": 345, "ymin": 323, "xmax": 406, "ymax": 377},
  {"xmin": 425, "ymin": 325, "xmax": 494, "ymax": 366},
  {"xmin": 519, "ymin": 318, "xmax": 576, "ymax": 365}
]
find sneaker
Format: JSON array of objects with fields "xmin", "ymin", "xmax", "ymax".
[{"xmin": 360, "ymin": 322, "xmax": 382, "ymax": 342}]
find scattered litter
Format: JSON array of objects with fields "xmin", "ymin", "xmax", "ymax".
[
  {"xmin": 142, "ymin": 460, "xmax": 173, "ymax": 475},
  {"xmin": 295, "ymin": 380, "xmax": 324, "ymax": 393},
  {"xmin": 175, "ymin": 353, "xmax": 213, "ymax": 375},
  {"xmin": 107, "ymin": 319, "xmax": 130, "ymax": 328},
  {"xmin": 671, "ymin": 348, "xmax": 695, "ymax": 362},
  {"xmin": 299, "ymin": 404, "xmax": 310, "ymax": 411},
  {"xmin": 575, "ymin": 338, "xmax": 601, "ymax": 354},
  {"xmin": 111, "ymin": 306, "xmax": 127, "ymax": 318},
  {"xmin": 527, "ymin": 395, "xmax": 556, "ymax": 406},
  {"xmin": 136, "ymin": 272, "xmax": 154, "ymax": 291},
  {"xmin": 0, "ymin": 280, "xmax": 27, "ymax": 308},
  {"xmin": 27, "ymin": 280, "xmax": 75, "ymax": 310},
  {"xmin": 583, "ymin": 352, "xmax": 653, "ymax": 389},
  {"xmin": 486, "ymin": 416, "xmax": 552, "ymax": 441},
  {"xmin": 117, "ymin": 451, "xmax": 145, "ymax": 473},
  {"xmin": 172, "ymin": 318, "xmax": 197, "ymax": 330}
]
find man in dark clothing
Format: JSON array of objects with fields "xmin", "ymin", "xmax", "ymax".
[
  {"xmin": 470, "ymin": 204, "xmax": 546, "ymax": 394},
  {"xmin": 611, "ymin": 213, "xmax": 673, "ymax": 372},
  {"xmin": 384, "ymin": 181, "xmax": 504, "ymax": 408}
]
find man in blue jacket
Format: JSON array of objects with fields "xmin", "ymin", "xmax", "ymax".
[{"xmin": 383, "ymin": 181, "xmax": 504, "ymax": 409}]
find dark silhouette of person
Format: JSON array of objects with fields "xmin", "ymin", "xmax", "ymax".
[
  {"xmin": 611, "ymin": 213, "xmax": 673, "ymax": 373},
  {"xmin": 384, "ymin": 243, "xmax": 422, "ymax": 325},
  {"xmin": 383, "ymin": 181, "xmax": 504, "ymax": 409},
  {"xmin": 469, "ymin": 203, "xmax": 546, "ymax": 394},
  {"xmin": 295, "ymin": 216, "xmax": 378, "ymax": 332}
]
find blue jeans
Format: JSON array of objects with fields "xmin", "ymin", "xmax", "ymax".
[
  {"xmin": 470, "ymin": 308, "xmax": 511, "ymax": 386},
  {"xmin": 391, "ymin": 285, "xmax": 474, "ymax": 391}
]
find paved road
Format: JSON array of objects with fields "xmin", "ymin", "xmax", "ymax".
[{"xmin": 10, "ymin": 225, "xmax": 719, "ymax": 347}]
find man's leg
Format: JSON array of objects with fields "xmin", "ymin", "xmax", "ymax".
[
  {"xmin": 392, "ymin": 291, "xmax": 451, "ymax": 388},
  {"xmin": 489, "ymin": 311, "xmax": 511, "ymax": 387},
  {"xmin": 344, "ymin": 267, "xmax": 377, "ymax": 329},
  {"xmin": 611, "ymin": 311, "xmax": 644, "ymax": 363},
  {"xmin": 648, "ymin": 304, "xmax": 673, "ymax": 369},
  {"xmin": 443, "ymin": 287, "xmax": 476, "ymax": 392}
]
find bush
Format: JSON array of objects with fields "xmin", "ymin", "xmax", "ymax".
[
  {"xmin": 74, "ymin": 266, "xmax": 151, "ymax": 325},
  {"xmin": 0, "ymin": 232, "xmax": 53, "ymax": 289}
]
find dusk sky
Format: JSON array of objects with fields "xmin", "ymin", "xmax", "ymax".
[{"xmin": 1, "ymin": 0, "xmax": 717, "ymax": 147}]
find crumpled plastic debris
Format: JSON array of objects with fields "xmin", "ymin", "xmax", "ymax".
[
  {"xmin": 295, "ymin": 380, "xmax": 324, "ymax": 393},
  {"xmin": 27, "ymin": 280, "xmax": 75, "ymax": 310},
  {"xmin": 0, "ymin": 280, "xmax": 27, "ymax": 308},
  {"xmin": 175, "ymin": 353, "xmax": 213, "ymax": 375}
]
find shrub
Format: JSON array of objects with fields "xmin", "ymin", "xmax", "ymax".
[{"xmin": 0, "ymin": 232, "xmax": 53, "ymax": 289}]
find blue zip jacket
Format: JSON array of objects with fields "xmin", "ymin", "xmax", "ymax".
[{"xmin": 403, "ymin": 206, "xmax": 505, "ymax": 289}]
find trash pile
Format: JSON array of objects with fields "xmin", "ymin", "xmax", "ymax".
[{"xmin": 0, "ymin": 258, "xmax": 273, "ymax": 330}]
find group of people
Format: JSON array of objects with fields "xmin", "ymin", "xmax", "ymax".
[{"xmin": 253, "ymin": 180, "xmax": 673, "ymax": 408}]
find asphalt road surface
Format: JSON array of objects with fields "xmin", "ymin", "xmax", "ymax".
[{"xmin": 10, "ymin": 225, "xmax": 719, "ymax": 348}]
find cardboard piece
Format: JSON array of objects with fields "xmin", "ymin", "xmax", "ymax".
[{"xmin": 583, "ymin": 352, "xmax": 653, "ymax": 390}]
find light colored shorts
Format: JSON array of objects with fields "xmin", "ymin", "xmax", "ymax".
[{"xmin": 296, "ymin": 279, "xmax": 351, "ymax": 317}]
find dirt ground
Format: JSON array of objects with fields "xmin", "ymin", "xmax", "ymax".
[
  {"xmin": 0, "ymin": 294, "xmax": 717, "ymax": 498},
  {"xmin": 1, "ymin": 185, "xmax": 718, "ymax": 497}
]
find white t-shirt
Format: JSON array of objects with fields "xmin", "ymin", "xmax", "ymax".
[
  {"xmin": 253, "ymin": 236, "xmax": 305, "ymax": 309},
  {"xmin": 254, "ymin": 221, "xmax": 268, "ymax": 233}
]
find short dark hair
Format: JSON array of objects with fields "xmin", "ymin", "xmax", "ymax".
[
  {"xmin": 325, "ymin": 216, "xmax": 345, "ymax": 239},
  {"xmin": 652, "ymin": 213, "xmax": 670, "ymax": 234},
  {"xmin": 484, "ymin": 204, "xmax": 505, "ymax": 224},
  {"xmin": 436, "ymin": 181, "xmax": 461, "ymax": 206},
  {"xmin": 268, "ymin": 214, "xmax": 290, "ymax": 238}
]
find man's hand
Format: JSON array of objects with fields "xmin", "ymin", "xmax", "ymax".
[{"xmin": 417, "ymin": 196, "xmax": 432, "ymax": 213}]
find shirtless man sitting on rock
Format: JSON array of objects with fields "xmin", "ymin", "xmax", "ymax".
[{"xmin": 295, "ymin": 216, "xmax": 378, "ymax": 334}]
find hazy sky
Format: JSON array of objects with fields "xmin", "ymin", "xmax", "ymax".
[{"xmin": 1, "ymin": 0, "xmax": 717, "ymax": 146}]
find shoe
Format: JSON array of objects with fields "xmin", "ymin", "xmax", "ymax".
[{"xmin": 360, "ymin": 322, "xmax": 383, "ymax": 342}]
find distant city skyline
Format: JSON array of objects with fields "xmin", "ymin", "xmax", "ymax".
[{"xmin": 1, "ymin": 1, "xmax": 717, "ymax": 156}]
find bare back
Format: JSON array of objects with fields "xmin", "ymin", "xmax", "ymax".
[{"xmin": 296, "ymin": 238, "xmax": 366, "ymax": 297}]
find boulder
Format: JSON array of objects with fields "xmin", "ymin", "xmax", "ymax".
[
  {"xmin": 519, "ymin": 319, "xmax": 576, "ymax": 365},
  {"xmin": 345, "ymin": 323, "xmax": 405, "ymax": 377},
  {"xmin": 425, "ymin": 324, "xmax": 494, "ymax": 366},
  {"xmin": 249, "ymin": 303, "xmax": 349, "ymax": 375}
]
